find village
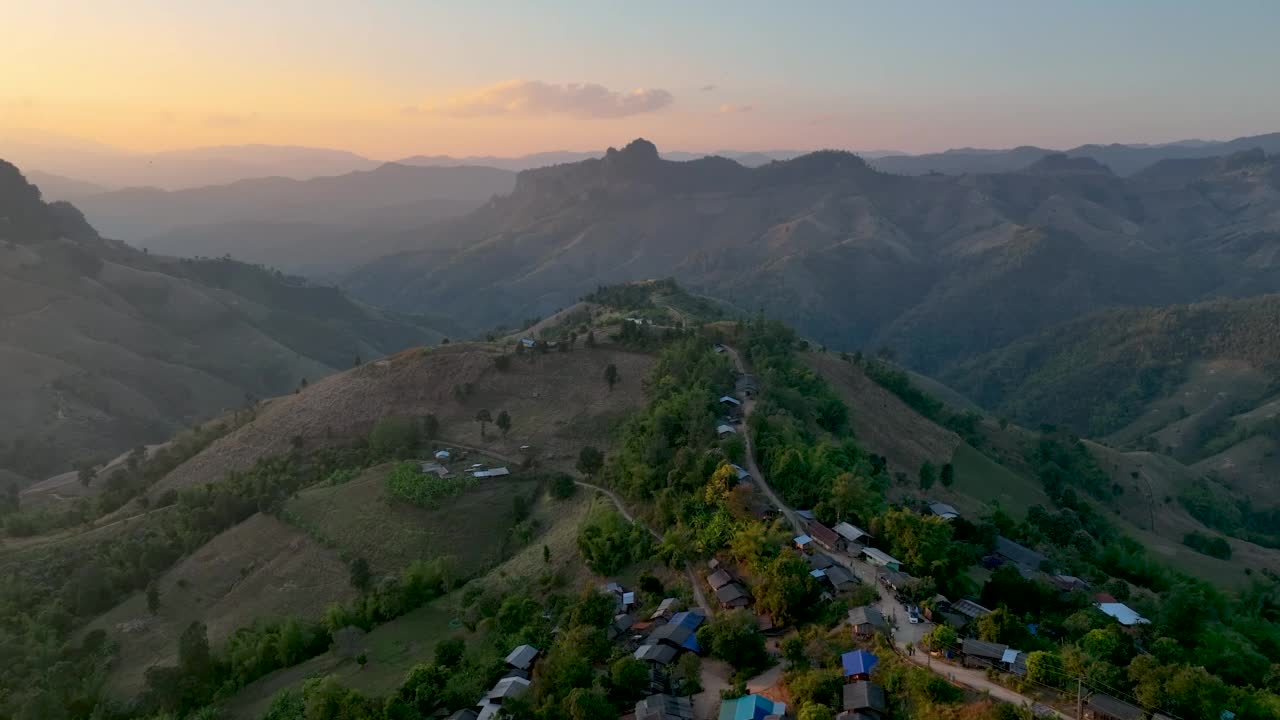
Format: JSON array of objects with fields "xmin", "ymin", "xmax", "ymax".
[{"xmin": 425, "ymin": 347, "xmax": 1157, "ymax": 720}]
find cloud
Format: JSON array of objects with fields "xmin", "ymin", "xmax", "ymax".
[
  {"xmin": 203, "ymin": 112, "xmax": 258, "ymax": 128},
  {"xmin": 718, "ymin": 104, "xmax": 753, "ymax": 114},
  {"xmin": 422, "ymin": 79, "xmax": 673, "ymax": 118},
  {"xmin": 700, "ymin": 84, "xmax": 717, "ymax": 92}
]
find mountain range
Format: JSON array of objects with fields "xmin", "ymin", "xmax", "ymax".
[
  {"xmin": 0, "ymin": 160, "xmax": 449, "ymax": 479},
  {"xmin": 67, "ymin": 163, "xmax": 516, "ymax": 274},
  {"xmin": 343, "ymin": 139, "xmax": 1280, "ymax": 369}
]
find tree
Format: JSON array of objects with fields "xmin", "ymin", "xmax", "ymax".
[
  {"xmin": 549, "ymin": 473, "xmax": 577, "ymax": 499},
  {"xmin": 923, "ymin": 624, "xmax": 957, "ymax": 652},
  {"xmin": 1025, "ymin": 650, "xmax": 1065, "ymax": 688},
  {"xmin": 369, "ymin": 416, "xmax": 419, "ymax": 456},
  {"xmin": 146, "ymin": 582, "xmax": 161, "ymax": 616},
  {"xmin": 577, "ymin": 508, "xmax": 649, "ymax": 574},
  {"xmin": 496, "ymin": 410, "xmax": 512, "ymax": 438},
  {"xmin": 875, "ymin": 507, "xmax": 954, "ymax": 576},
  {"xmin": 940, "ymin": 462, "xmax": 955, "ymax": 487},
  {"xmin": 604, "ymin": 363, "xmax": 620, "ymax": 391},
  {"xmin": 349, "ymin": 557, "xmax": 372, "ymax": 594},
  {"xmin": 975, "ymin": 608, "xmax": 1023, "ymax": 646},
  {"xmin": 178, "ymin": 621, "xmax": 212, "ymax": 676},
  {"xmin": 919, "ymin": 461, "xmax": 937, "ymax": 490},
  {"xmin": 421, "ymin": 413, "xmax": 440, "ymax": 441},
  {"xmin": 586, "ymin": 331, "xmax": 597, "ymax": 348},
  {"xmin": 577, "ymin": 446, "xmax": 604, "ymax": 478},
  {"xmin": 609, "ymin": 656, "xmax": 650, "ymax": 705},
  {"xmin": 697, "ymin": 610, "xmax": 768, "ymax": 674},
  {"xmin": 754, "ymin": 552, "xmax": 820, "ymax": 626},
  {"xmin": 543, "ymin": 544, "xmax": 552, "ymax": 563},
  {"xmin": 475, "ymin": 409, "xmax": 492, "ymax": 438},
  {"xmin": 798, "ymin": 703, "xmax": 835, "ymax": 720},
  {"xmin": 76, "ymin": 461, "xmax": 96, "ymax": 487},
  {"xmin": 434, "ymin": 637, "xmax": 465, "ymax": 668},
  {"xmin": 565, "ymin": 687, "xmax": 616, "ymax": 720}
]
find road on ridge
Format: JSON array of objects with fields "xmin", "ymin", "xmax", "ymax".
[{"xmin": 719, "ymin": 347, "xmax": 1065, "ymax": 717}]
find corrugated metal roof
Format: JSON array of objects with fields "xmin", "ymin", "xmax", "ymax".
[
  {"xmin": 840, "ymin": 650, "xmax": 879, "ymax": 677},
  {"xmin": 833, "ymin": 522, "xmax": 869, "ymax": 542}
]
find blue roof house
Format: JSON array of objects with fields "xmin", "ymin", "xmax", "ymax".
[
  {"xmin": 841, "ymin": 649, "xmax": 879, "ymax": 679},
  {"xmin": 719, "ymin": 695, "xmax": 786, "ymax": 720}
]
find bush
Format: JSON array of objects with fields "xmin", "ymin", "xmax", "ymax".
[
  {"xmin": 369, "ymin": 417, "xmax": 420, "ymax": 457},
  {"xmin": 1183, "ymin": 531, "xmax": 1231, "ymax": 559},
  {"xmin": 384, "ymin": 462, "xmax": 477, "ymax": 508},
  {"xmin": 549, "ymin": 473, "xmax": 577, "ymax": 499}
]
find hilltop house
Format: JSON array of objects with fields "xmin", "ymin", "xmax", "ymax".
[
  {"xmin": 842, "ymin": 681, "xmax": 888, "ymax": 720},
  {"xmin": 862, "ymin": 547, "xmax": 902, "ymax": 571},
  {"xmin": 718, "ymin": 694, "xmax": 785, "ymax": 720},
  {"xmin": 716, "ymin": 583, "xmax": 750, "ymax": 609},
  {"xmin": 808, "ymin": 521, "xmax": 841, "ymax": 551},
  {"xmin": 960, "ymin": 638, "xmax": 1008, "ymax": 669},
  {"xmin": 993, "ymin": 536, "xmax": 1047, "ymax": 574},
  {"xmin": 841, "ymin": 650, "xmax": 879, "ymax": 680},
  {"xmin": 1085, "ymin": 694, "xmax": 1145, "ymax": 720},
  {"xmin": 794, "ymin": 534, "xmax": 814, "ymax": 552},
  {"xmin": 1094, "ymin": 594, "xmax": 1150, "ymax": 626},
  {"xmin": 928, "ymin": 501, "xmax": 959, "ymax": 520},
  {"xmin": 636, "ymin": 693, "xmax": 695, "ymax": 720},
  {"xmin": 834, "ymin": 521, "xmax": 870, "ymax": 547},
  {"xmin": 504, "ymin": 644, "xmax": 540, "ymax": 671},
  {"xmin": 848, "ymin": 605, "xmax": 888, "ymax": 638},
  {"xmin": 825, "ymin": 565, "xmax": 857, "ymax": 592}
]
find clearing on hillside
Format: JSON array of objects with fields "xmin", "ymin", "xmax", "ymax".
[
  {"xmin": 282, "ymin": 463, "xmax": 540, "ymax": 576},
  {"xmin": 804, "ymin": 351, "xmax": 960, "ymax": 476},
  {"xmin": 85, "ymin": 513, "xmax": 354, "ymax": 698},
  {"xmin": 148, "ymin": 342, "xmax": 655, "ymax": 498}
]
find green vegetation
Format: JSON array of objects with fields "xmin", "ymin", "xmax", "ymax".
[
  {"xmin": 384, "ymin": 461, "xmax": 478, "ymax": 508},
  {"xmin": 575, "ymin": 507, "xmax": 651, "ymax": 574},
  {"xmin": 1183, "ymin": 531, "xmax": 1232, "ymax": 559},
  {"xmin": 1181, "ymin": 476, "xmax": 1280, "ymax": 549},
  {"xmin": 696, "ymin": 609, "xmax": 770, "ymax": 677},
  {"xmin": 860, "ymin": 358, "xmax": 985, "ymax": 447}
]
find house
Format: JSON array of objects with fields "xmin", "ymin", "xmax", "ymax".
[
  {"xmin": 668, "ymin": 610, "xmax": 706, "ymax": 632},
  {"xmin": 928, "ymin": 501, "xmax": 959, "ymax": 520},
  {"xmin": 474, "ymin": 704, "xmax": 501, "ymax": 720},
  {"xmin": 825, "ymin": 565, "xmax": 857, "ymax": 592},
  {"xmin": 718, "ymin": 695, "xmax": 786, "ymax": 720},
  {"xmin": 731, "ymin": 464, "xmax": 751, "ymax": 481},
  {"xmin": 609, "ymin": 613, "xmax": 637, "ymax": 641},
  {"xmin": 960, "ymin": 638, "xmax": 1008, "ymax": 669},
  {"xmin": 862, "ymin": 547, "xmax": 902, "ymax": 571},
  {"xmin": 716, "ymin": 583, "xmax": 751, "ymax": 609},
  {"xmin": 806, "ymin": 552, "xmax": 835, "ymax": 571},
  {"xmin": 834, "ymin": 522, "xmax": 870, "ymax": 546},
  {"xmin": 434, "ymin": 450, "xmax": 451, "ymax": 461},
  {"xmin": 842, "ymin": 681, "xmax": 887, "ymax": 719},
  {"xmin": 1050, "ymin": 574, "xmax": 1090, "ymax": 592},
  {"xmin": 636, "ymin": 693, "xmax": 695, "ymax": 720},
  {"xmin": 796, "ymin": 510, "xmax": 817, "ymax": 522},
  {"xmin": 794, "ymin": 535, "xmax": 814, "ymax": 552},
  {"xmin": 420, "ymin": 461, "xmax": 450, "ymax": 477},
  {"xmin": 650, "ymin": 597, "xmax": 678, "ymax": 620},
  {"xmin": 485, "ymin": 676, "xmax": 531, "ymax": 703},
  {"xmin": 447, "ymin": 710, "xmax": 478, "ymax": 720},
  {"xmin": 504, "ymin": 644, "xmax": 540, "ymax": 671},
  {"xmin": 951, "ymin": 599, "xmax": 992, "ymax": 620},
  {"xmin": 648, "ymin": 622, "xmax": 700, "ymax": 653},
  {"xmin": 841, "ymin": 650, "xmax": 879, "ymax": 680},
  {"xmin": 520, "ymin": 337, "xmax": 537, "ymax": 348},
  {"xmin": 473, "ymin": 467, "xmax": 511, "ymax": 478},
  {"xmin": 717, "ymin": 424, "xmax": 737, "ymax": 437},
  {"xmin": 878, "ymin": 568, "xmax": 914, "ymax": 593},
  {"xmin": 719, "ymin": 395, "xmax": 742, "ymax": 407},
  {"xmin": 808, "ymin": 521, "xmax": 841, "ymax": 551},
  {"xmin": 634, "ymin": 643, "xmax": 679, "ymax": 665},
  {"xmin": 713, "ymin": 344, "xmax": 727, "ymax": 354},
  {"xmin": 1095, "ymin": 599, "xmax": 1150, "ymax": 626},
  {"xmin": 1004, "ymin": 648, "xmax": 1028, "ymax": 676},
  {"xmin": 1085, "ymin": 694, "xmax": 1145, "ymax": 720},
  {"xmin": 707, "ymin": 569, "xmax": 735, "ymax": 591},
  {"xmin": 994, "ymin": 536, "xmax": 1047, "ymax": 572},
  {"xmin": 848, "ymin": 606, "xmax": 888, "ymax": 638}
]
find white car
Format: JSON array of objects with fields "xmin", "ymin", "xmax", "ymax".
[{"xmin": 908, "ymin": 606, "xmax": 921, "ymax": 624}]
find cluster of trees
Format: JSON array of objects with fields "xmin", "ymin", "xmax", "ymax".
[
  {"xmin": 858, "ymin": 357, "xmax": 985, "ymax": 448},
  {"xmin": 384, "ymin": 461, "xmax": 478, "ymax": 508},
  {"xmin": 575, "ymin": 507, "xmax": 652, "ymax": 574},
  {"xmin": 3, "ymin": 415, "xmax": 245, "ymax": 537},
  {"xmin": 1181, "ymin": 476, "xmax": 1280, "ymax": 550}
]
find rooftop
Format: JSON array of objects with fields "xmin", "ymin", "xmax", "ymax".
[
  {"xmin": 809, "ymin": 521, "xmax": 840, "ymax": 547},
  {"xmin": 833, "ymin": 521, "xmax": 870, "ymax": 543},
  {"xmin": 928, "ymin": 501, "xmax": 959, "ymax": 519},
  {"xmin": 707, "ymin": 569, "xmax": 735, "ymax": 590},
  {"xmin": 1087, "ymin": 694, "xmax": 1145, "ymax": 720},
  {"xmin": 861, "ymin": 547, "xmax": 902, "ymax": 566},
  {"xmin": 841, "ymin": 649, "xmax": 879, "ymax": 677},
  {"xmin": 994, "ymin": 535, "xmax": 1046, "ymax": 569},
  {"xmin": 848, "ymin": 605, "xmax": 886, "ymax": 628},
  {"xmin": 951, "ymin": 599, "xmax": 992, "ymax": 618},
  {"xmin": 961, "ymin": 637, "xmax": 1008, "ymax": 660},
  {"xmin": 504, "ymin": 644, "xmax": 539, "ymax": 670},
  {"xmin": 842, "ymin": 681, "xmax": 887, "ymax": 713},
  {"xmin": 1096, "ymin": 602, "xmax": 1150, "ymax": 626},
  {"xmin": 718, "ymin": 694, "xmax": 785, "ymax": 720}
]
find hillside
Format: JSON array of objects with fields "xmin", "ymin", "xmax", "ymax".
[
  {"xmin": 344, "ymin": 139, "xmax": 1280, "ymax": 373},
  {"xmin": 0, "ymin": 159, "xmax": 447, "ymax": 480},
  {"xmin": 71, "ymin": 163, "xmax": 516, "ymax": 274}
]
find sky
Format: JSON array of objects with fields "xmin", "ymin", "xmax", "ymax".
[{"xmin": 3, "ymin": 0, "xmax": 1280, "ymax": 159}]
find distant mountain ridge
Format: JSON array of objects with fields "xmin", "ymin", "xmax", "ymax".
[
  {"xmin": 0, "ymin": 159, "xmax": 449, "ymax": 478},
  {"xmin": 343, "ymin": 138, "xmax": 1280, "ymax": 373}
]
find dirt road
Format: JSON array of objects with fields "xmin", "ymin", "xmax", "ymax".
[{"xmin": 719, "ymin": 347, "xmax": 1062, "ymax": 716}]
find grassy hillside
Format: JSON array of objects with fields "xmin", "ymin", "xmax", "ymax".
[{"xmin": 0, "ymin": 159, "xmax": 448, "ymax": 481}]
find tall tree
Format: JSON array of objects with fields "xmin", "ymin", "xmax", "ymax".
[
  {"xmin": 349, "ymin": 557, "xmax": 372, "ymax": 594},
  {"xmin": 178, "ymin": 621, "xmax": 212, "ymax": 676},
  {"xmin": 604, "ymin": 363, "xmax": 620, "ymax": 391},
  {"xmin": 146, "ymin": 582, "xmax": 161, "ymax": 616},
  {"xmin": 496, "ymin": 410, "xmax": 512, "ymax": 438},
  {"xmin": 577, "ymin": 446, "xmax": 604, "ymax": 478},
  {"xmin": 475, "ymin": 409, "xmax": 492, "ymax": 438},
  {"xmin": 421, "ymin": 413, "xmax": 440, "ymax": 442},
  {"xmin": 940, "ymin": 462, "xmax": 955, "ymax": 487}
]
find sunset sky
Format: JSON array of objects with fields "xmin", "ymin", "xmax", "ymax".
[{"xmin": 4, "ymin": 0, "xmax": 1280, "ymax": 158}]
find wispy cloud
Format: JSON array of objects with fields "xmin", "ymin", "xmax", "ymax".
[
  {"xmin": 203, "ymin": 112, "xmax": 258, "ymax": 128},
  {"xmin": 418, "ymin": 79, "xmax": 674, "ymax": 119},
  {"xmin": 718, "ymin": 103, "xmax": 753, "ymax": 114}
]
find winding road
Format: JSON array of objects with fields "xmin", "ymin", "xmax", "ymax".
[{"xmin": 720, "ymin": 346, "xmax": 1066, "ymax": 717}]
